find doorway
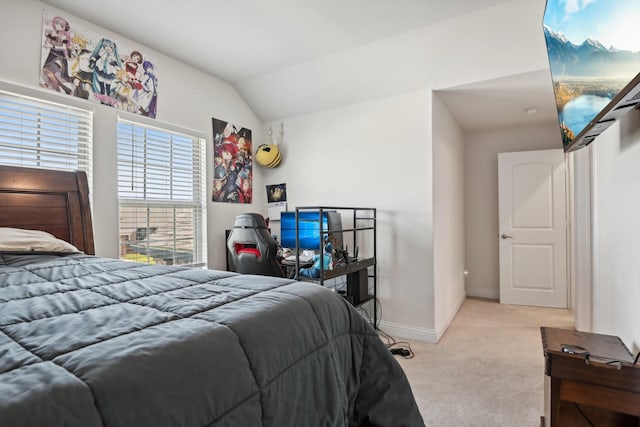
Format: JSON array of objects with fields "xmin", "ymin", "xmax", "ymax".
[{"xmin": 498, "ymin": 149, "xmax": 567, "ymax": 308}]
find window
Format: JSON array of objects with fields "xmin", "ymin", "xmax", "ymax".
[
  {"xmin": 0, "ymin": 91, "xmax": 92, "ymax": 184},
  {"xmin": 117, "ymin": 120, "xmax": 206, "ymax": 267}
]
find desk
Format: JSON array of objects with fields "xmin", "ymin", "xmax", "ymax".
[
  {"xmin": 540, "ymin": 327, "xmax": 640, "ymax": 426},
  {"xmin": 280, "ymin": 259, "xmax": 312, "ymax": 278}
]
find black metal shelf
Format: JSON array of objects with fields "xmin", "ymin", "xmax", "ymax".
[
  {"xmin": 321, "ymin": 257, "xmax": 375, "ymax": 280},
  {"xmin": 291, "ymin": 206, "xmax": 377, "ymax": 327}
]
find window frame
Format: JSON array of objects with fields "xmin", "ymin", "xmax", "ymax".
[
  {"xmin": 117, "ymin": 119, "xmax": 207, "ymax": 267},
  {"xmin": 0, "ymin": 89, "xmax": 93, "ymax": 189}
]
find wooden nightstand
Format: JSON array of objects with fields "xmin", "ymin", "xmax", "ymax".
[{"xmin": 540, "ymin": 327, "xmax": 640, "ymax": 426}]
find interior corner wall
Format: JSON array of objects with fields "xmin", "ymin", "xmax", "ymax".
[
  {"xmin": 591, "ymin": 108, "xmax": 640, "ymax": 353},
  {"xmin": 569, "ymin": 146, "xmax": 592, "ymax": 332},
  {"xmin": 0, "ymin": 0, "xmax": 265, "ymax": 270},
  {"xmin": 262, "ymin": 90, "xmax": 437, "ymax": 341},
  {"xmin": 432, "ymin": 92, "xmax": 466, "ymax": 338},
  {"xmin": 463, "ymin": 124, "xmax": 562, "ymax": 300}
]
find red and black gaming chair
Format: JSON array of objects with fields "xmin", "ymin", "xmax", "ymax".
[{"xmin": 226, "ymin": 213, "xmax": 283, "ymax": 277}]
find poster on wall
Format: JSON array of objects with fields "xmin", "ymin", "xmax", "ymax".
[
  {"xmin": 212, "ymin": 117, "xmax": 253, "ymax": 203},
  {"xmin": 40, "ymin": 11, "xmax": 158, "ymax": 118},
  {"xmin": 543, "ymin": 0, "xmax": 640, "ymax": 148},
  {"xmin": 266, "ymin": 183, "xmax": 287, "ymax": 220}
]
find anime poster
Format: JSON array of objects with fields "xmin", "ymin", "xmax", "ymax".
[
  {"xmin": 212, "ymin": 118, "xmax": 252, "ymax": 203},
  {"xmin": 40, "ymin": 11, "xmax": 158, "ymax": 118}
]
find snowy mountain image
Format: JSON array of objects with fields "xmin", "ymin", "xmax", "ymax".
[
  {"xmin": 543, "ymin": 25, "xmax": 640, "ymax": 144},
  {"xmin": 543, "ymin": 0, "xmax": 640, "ymax": 146},
  {"xmin": 543, "ymin": 25, "xmax": 640, "ymax": 79}
]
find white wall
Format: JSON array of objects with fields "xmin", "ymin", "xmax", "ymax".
[
  {"xmin": 263, "ymin": 90, "xmax": 436, "ymax": 339},
  {"xmin": 255, "ymin": 0, "xmax": 553, "ymax": 341},
  {"xmin": 0, "ymin": 0, "xmax": 265, "ymax": 270},
  {"xmin": 464, "ymin": 125, "xmax": 562, "ymax": 299},
  {"xmin": 432, "ymin": 92, "xmax": 466, "ymax": 337},
  {"xmin": 570, "ymin": 147, "xmax": 592, "ymax": 331},
  {"xmin": 592, "ymin": 107, "xmax": 640, "ymax": 353}
]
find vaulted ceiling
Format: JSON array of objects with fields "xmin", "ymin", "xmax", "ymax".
[{"xmin": 41, "ymin": 0, "xmax": 557, "ymax": 130}]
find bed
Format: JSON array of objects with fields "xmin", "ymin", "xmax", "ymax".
[{"xmin": 0, "ymin": 165, "xmax": 424, "ymax": 427}]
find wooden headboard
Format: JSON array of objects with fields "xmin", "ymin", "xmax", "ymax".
[{"xmin": 0, "ymin": 165, "xmax": 95, "ymax": 254}]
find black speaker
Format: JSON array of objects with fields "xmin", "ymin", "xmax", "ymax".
[{"xmin": 347, "ymin": 268, "xmax": 369, "ymax": 304}]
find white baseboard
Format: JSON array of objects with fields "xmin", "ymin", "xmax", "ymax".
[
  {"xmin": 466, "ymin": 286, "xmax": 499, "ymax": 300},
  {"xmin": 434, "ymin": 292, "xmax": 466, "ymax": 340},
  {"xmin": 378, "ymin": 293, "xmax": 466, "ymax": 344},
  {"xmin": 378, "ymin": 321, "xmax": 438, "ymax": 343}
]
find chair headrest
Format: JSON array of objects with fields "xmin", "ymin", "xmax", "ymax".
[{"xmin": 233, "ymin": 213, "xmax": 267, "ymax": 229}]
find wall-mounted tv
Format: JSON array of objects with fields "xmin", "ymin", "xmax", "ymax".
[{"xmin": 543, "ymin": 0, "xmax": 640, "ymax": 152}]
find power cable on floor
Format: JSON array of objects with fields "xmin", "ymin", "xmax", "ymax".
[{"xmin": 378, "ymin": 327, "xmax": 414, "ymax": 359}]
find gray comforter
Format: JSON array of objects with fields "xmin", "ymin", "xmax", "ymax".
[{"xmin": 0, "ymin": 253, "xmax": 424, "ymax": 427}]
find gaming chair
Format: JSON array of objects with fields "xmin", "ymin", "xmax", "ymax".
[{"xmin": 226, "ymin": 213, "xmax": 283, "ymax": 277}]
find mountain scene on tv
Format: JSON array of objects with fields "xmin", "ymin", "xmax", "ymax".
[{"xmin": 543, "ymin": 0, "xmax": 640, "ymax": 146}]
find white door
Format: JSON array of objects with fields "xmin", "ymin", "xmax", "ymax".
[{"xmin": 498, "ymin": 149, "xmax": 567, "ymax": 308}]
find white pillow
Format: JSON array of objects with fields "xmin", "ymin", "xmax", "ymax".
[{"xmin": 0, "ymin": 227, "xmax": 81, "ymax": 253}]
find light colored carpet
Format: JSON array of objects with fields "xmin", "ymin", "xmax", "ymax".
[{"xmin": 391, "ymin": 298, "xmax": 574, "ymax": 427}]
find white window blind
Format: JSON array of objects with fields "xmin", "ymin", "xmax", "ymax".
[
  {"xmin": 0, "ymin": 90, "xmax": 92, "ymax": 185},
  {"xmin": 117, "ymin": 120, "xmax": 206, "ymax": 267}
]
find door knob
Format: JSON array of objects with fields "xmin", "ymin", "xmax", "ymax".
[{"xmin": 501, "ymin": 233, "xmax": 513, "ymax": 239}]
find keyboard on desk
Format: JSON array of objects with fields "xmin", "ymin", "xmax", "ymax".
[{"xmin": 285, "ymin": 254, "xmax": 313, "ymax": 263}]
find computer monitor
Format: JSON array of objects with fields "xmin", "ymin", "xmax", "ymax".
[
  {"xmin": 326, "ymin": 211, "xmax": 343, "ymax": 252},
  {"xmin": 280, "ymin": 210, "xmax": 343, "ymax": 251}
]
